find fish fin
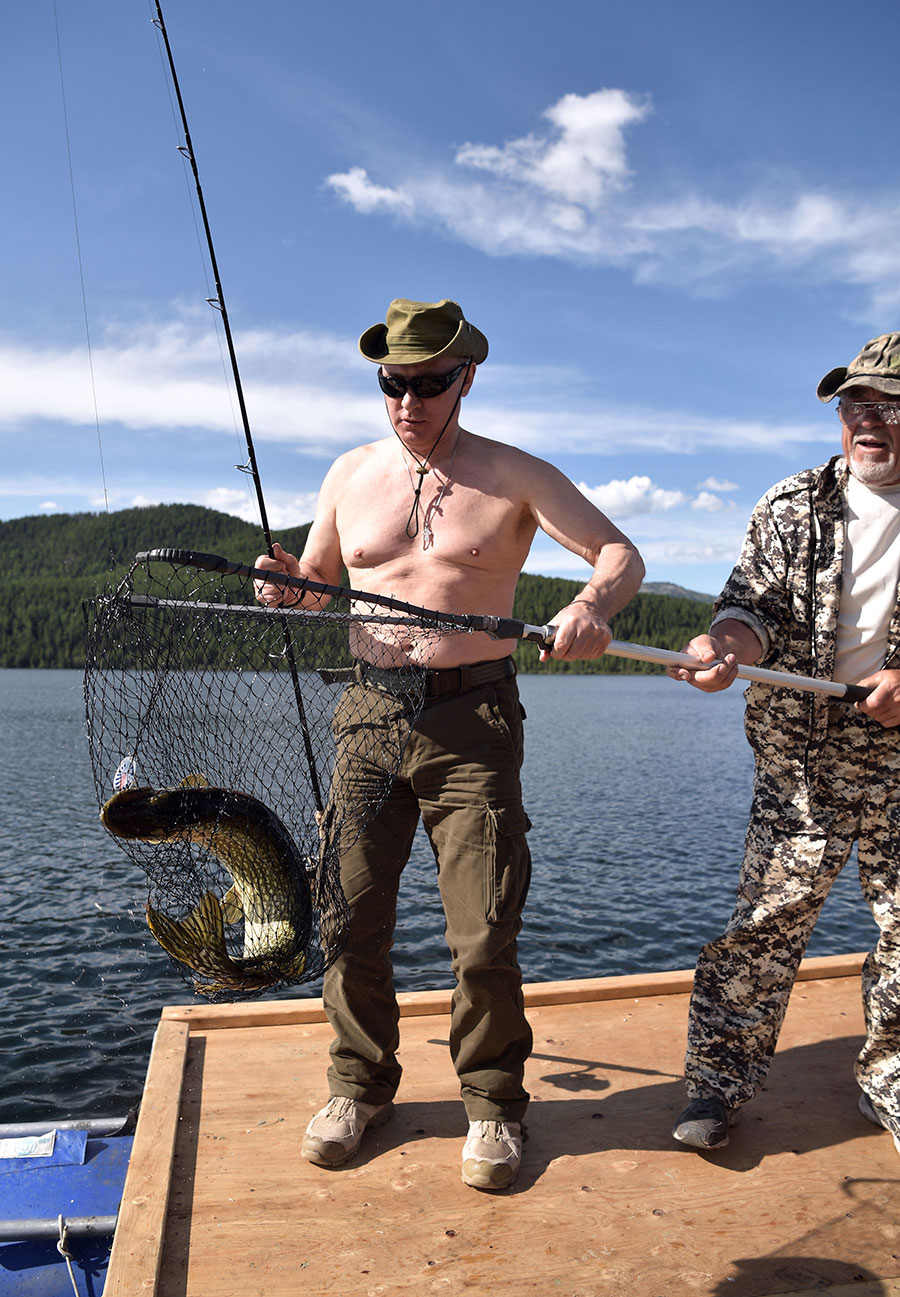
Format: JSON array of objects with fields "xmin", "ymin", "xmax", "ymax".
[
  {"xmin": 180, "ymin": 773, "xmax": 210, "ymax": 787},
  {"xmin": 221, "ymin": 884, "xmax": 244, "ymax": 926},
  {"xmin": 146, "ymin": 891, "xmax": 230, "ymax": 976}
]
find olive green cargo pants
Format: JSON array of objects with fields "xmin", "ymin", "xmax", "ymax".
[{"xmin": 323, "ymin": 670, "xmax": 533, "ymax": 1122}]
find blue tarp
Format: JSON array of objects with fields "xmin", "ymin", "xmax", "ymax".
[{"xmin": 0, "ymin": 1134, "xmax": 133, "ymax": 1297}]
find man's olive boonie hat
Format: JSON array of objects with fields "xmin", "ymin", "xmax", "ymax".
[
  {"xmin": 359, "ymin": 298, "xmax": 488, "ymax": 365},
  {"xmin": 817, "ymin": 332, "xmax": 900, "ymax": 402}
]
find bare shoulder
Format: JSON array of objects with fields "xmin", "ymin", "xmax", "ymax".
[
  {"xmin": 465, "ymin": 431, "xmax": 578, "ymax": 500},
  {"xmin": 462, "ymin": 431, "xmax": 556, "ymax": 484},
  {"xmin": 319, "ymin": 439, "xmax": 392, "ymax": 491}
]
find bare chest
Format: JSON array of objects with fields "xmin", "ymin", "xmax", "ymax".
[{"xmin": 335, "ymin": 457, "xmax": 534, "ymax": 600}]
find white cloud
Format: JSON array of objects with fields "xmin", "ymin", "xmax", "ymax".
[
  {"xmin": 692, "ymin": 491, "xmax": 733, "ymax": 513},
  {"xmin": 637, "ymin": 536, "xmax": 740, "ymax": 564},
  {"xmin": 39, "ymin": 501, "xmax": 58, "ymax": 510},
  {"xmin": 698, "ymin": 476, "xmax": 739, "ymax": 492},
  {"xmin": 571, "ymin": 476, "xmax": 737, "ymax": 521},
  {"xmin": 0, "ymin": 311, "xmax": 831, "ymax": 461},
  {"xmin": 577, "ymin": 475, "xmax": 687, "ymax": 517},
  {"xmin": 456, "ymin": 89, "xmax": 649, "ymax": 207},
  {"xmin": 0, "ymin": 311, "xmax": 382, "ymax": 451},
  {"xmin": 198, "ymin": 486, "xmax": 320, "ymax": 530},
  {"xmin": 324, "ymin": 88, "xmax": 900, "ymax": 306},
  {"xmin": 473, "ymin": 401, "xmax": 825, "ymax": 456},
  {"xmin": 326, "ymin": 166, "xmax": 412, "ymax": 215}
]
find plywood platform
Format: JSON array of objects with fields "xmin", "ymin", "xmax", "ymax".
[{"xmin": 105, "ymin": 954, "xmax": 900, "ymax": 1297}]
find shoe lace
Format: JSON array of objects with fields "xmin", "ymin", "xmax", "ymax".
[
  {"xmin": 324, "ymin": 1096, "xmax": 358, "ymax": 1119},
  {"xmin": 471, "ymin": 1120, "xmax": 518, "ymax": 1144}
]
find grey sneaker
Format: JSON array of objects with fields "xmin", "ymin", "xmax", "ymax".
[
  {"xmin": 672, "ymin": 1096, "xmax": 738, "ymax": 1149},
  {"xmin": 858, "ymin": 1091, "xmax": 900, "ymax": 1154},
  {"xmin": 461, "ymin": 1120, "xmax": 522, "ymax": 1190},
  {"xmin": 301, "ymin": 1096, "xmax": 393, "ymax": 1167}
]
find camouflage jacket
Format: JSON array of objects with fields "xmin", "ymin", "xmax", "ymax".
[{"xmin": 712, "ymin": 455, "xmax": 900, "ymax": 778}]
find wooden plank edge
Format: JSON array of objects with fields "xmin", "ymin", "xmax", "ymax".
[
  {"xmin": 158, "ymin": 951, "xmax": 868, "ymax": 1032},
  {"xmin": 104, "ymin": 1018, "xmax": 190, "ymax": 1297}
]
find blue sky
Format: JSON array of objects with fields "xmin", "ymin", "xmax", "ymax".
[{"xmin": 5, "ymin": 0, "xmax": 899, "ymax": 596}]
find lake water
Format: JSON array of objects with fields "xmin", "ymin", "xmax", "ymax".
[{"xmin": 0, "ymin": 669, "xmax": 876, "ymax": 1125}]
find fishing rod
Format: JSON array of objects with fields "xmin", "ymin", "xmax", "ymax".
[
  {"xmin": 150, "ymin": 2, "xmax": 323, "ymax": 810},
  {"xmin": 137, "ymin": 549, "xmax": 873, "ymax": 704},
  {"xmin": 151, "ymin": 0, "xmax": 270, "ymax": 542}
]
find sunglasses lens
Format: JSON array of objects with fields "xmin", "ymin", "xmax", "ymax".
[
  {"xmin": 378, "ymin": 373, "xmax": 406, "ymax": 398},
  {"xmin": 379, "ymin": 362, "xmax": 467, "ymax": 400},
  {"xmin": 412, "ymin": 377, "xmax": 448, "ymax": 398}
]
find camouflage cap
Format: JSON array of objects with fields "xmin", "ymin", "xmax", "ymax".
[
  {"xmin": 359, "ymin": 298, "xmax": 488, "ymax": 365},
  {"xmin": 817, "ymin": 333, "xmax": 900, "ymax": 402}
]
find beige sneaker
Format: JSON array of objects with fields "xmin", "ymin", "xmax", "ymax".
[
  {"xmin": 301, "ymin": 1096, "xmax": 393, "ymax": 1166},
  {"xmin": 461, "ymin": 1120, "xmax": 522, "ymax": 1190}
]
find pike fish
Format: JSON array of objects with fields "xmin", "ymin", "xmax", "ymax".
[{"xmin": 100, "ymin": 778, "xmax": 311, "ymax": 993}]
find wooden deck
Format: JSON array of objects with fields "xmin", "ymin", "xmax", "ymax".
[{"xmin": 104, "ymin": 953, "xmax": 900, "ymax": 1297}]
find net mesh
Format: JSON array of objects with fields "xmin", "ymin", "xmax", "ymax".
[{"xmin": 83, "ymin": 551, "xmax": 460, "ymax": 1001}]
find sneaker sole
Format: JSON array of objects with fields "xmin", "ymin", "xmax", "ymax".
[
  {"xmin": 462, "ymin": 1158, "xmax": 517, "ymax": 1190},
  {"xmin": 301, "ymin": 1102, "xmax": 394, "ymax": 1167}
]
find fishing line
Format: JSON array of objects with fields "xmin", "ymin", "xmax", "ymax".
[{"xmin": 52, "ymin": 0, "xmax": 109, "ymax": 519}]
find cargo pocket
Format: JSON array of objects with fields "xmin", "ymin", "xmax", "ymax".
[{"xmin": 484, "ymin": 804, "xmax": 532, "ymax": 925}]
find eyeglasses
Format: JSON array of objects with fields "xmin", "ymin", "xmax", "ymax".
[
  {"xmin": 837, "ymin": 399, "xmax": 900, "ymax": 426},
  {"xmin": 378, "ymin": 360, "xmax": 469, "ymax": 400}
]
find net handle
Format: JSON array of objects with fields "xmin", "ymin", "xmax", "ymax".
[
  {"xmin": 602, "ymin": 639, "xmax": 873, "ymax": 702},
  {"xmin": 136, "ymin": 549, "xmax": 553, "ymax": 645},
  {"xmin": 136, "ymin": 549, "xmax": 872, "ymax": 700}
]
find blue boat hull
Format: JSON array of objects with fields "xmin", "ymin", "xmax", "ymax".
[{"xmin": 0, "ymin": 1129, "xmax": 133, "ymax": 1297}]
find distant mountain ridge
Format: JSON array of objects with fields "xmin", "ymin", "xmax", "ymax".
[
  {"xmin": 641, "ymin": 581, "xmax": 715, "ymax": 605},
  {"xmin": 0, "ymin": 504, "xmax": 711, "ymax": 669}
]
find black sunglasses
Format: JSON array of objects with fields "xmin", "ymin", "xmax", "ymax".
[{"xmin": 378, "ymin": 360, "xmax": 469, "ymax": 400}]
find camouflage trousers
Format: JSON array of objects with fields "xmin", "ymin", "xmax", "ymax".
[{"xmin": 684, "ymin": 703, "xmax": 900, "ymax": 1133}]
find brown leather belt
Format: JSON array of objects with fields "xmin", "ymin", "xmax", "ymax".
[{"xmin": 351, "ymin": 655, "xmax": 516, "ymax": 701}]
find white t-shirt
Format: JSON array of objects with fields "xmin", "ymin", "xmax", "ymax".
[{"xmin": 835, "ymin": 474, "xmax": 900, "ymax": 683}]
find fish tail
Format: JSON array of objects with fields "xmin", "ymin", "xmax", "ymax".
[{"xmin": 147, "ymin": 891, "xmax": 232, "ymax": 978}]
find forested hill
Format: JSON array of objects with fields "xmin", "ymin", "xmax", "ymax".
[{"xmin": 0, "ymin": 505, "xmax": 713, "ymax": 670}]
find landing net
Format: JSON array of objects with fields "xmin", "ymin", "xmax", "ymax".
[{"xmin": 83, "ymin": 550, "xmax": 461, "ymax": 1001}]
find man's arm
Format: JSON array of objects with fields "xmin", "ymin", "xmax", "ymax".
[{"xmin": 526, "ymin": 459, "xmax": 645, "ymax": 662}]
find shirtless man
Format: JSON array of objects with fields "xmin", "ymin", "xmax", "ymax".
[{"xmin": 256, "ymin": 298, "xmax": 644, "ymax": 1190}]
